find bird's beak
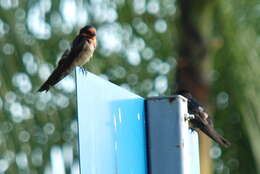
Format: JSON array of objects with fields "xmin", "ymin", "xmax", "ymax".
[{"xmin": 88, "ymin": 33, "xmax": 96, "ymax": 36}]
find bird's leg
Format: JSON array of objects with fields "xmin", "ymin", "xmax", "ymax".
[
  {"xmin": 187, "ymin": 115, "xmax": 196, "ymax": 133},
  {"xmin": 184, "ymin": 114, "xmax": 195, "ymax": 121},
  {"xmin": 79, "ymin": 67, "xmax": 88, "ymax": 76},
  {"xmin": 189, "ymin": 127, "xmax": 196, "ymax": 133}
]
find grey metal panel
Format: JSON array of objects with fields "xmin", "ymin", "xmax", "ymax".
[{"xmin": 145, "ymin": 95, "xmax": 200, "ymax": 174}]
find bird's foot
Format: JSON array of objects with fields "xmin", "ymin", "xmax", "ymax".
[
  {"xmin": 189, "ymin": 127, "xmax": 196, "ymax": 133},
  {"xmin": 184, "ymin": 114, "xmax": 195, "ymax": 121},
  {"xmin": 80, "ymin": 67, "xmax": 88, "ymax": 76}
]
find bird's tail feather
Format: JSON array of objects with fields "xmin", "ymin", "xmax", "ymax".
[
  {"xmin": 38, "ymin": 65, "xmax": 72, "ymax": 92},
  {"xmin": 199, "ymin": 125, "xmax": 231, "ymax": 148}
]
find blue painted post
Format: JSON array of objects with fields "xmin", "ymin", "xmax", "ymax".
[
  {"xmin": 76, "ymin": 68, "xmax": 147, "ymax": 174},
  {"xmin": 76, "ymin": 68, "xmax": 200, "ymax": 174}
]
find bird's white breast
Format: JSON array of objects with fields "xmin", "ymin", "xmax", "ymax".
[{"xmin": 74, "ymin": 41, "xmax": 95, "ymax": 66}]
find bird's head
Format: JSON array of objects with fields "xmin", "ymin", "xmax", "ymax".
[
  {"xmin": 175, "ymin": 89, "xmax": 192, "ymax": 99},
  {"xmin": 79, "ymin": 25, "xmax": 96, "ymax": 38}
]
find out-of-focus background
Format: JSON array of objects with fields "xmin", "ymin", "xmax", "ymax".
[{"xmin": 0, "ymin": 0, "xmax": 259, "ymax": 173}]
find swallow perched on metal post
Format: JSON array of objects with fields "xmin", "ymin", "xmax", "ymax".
[
  {"xmin": 176, "ymin": 89, "xmax": 231, "ymax": 148},
  {"xmin": 38, "ymin": 25, "xmax": 97, "ymax": 92}
]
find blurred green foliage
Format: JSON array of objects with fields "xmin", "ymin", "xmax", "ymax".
[{"xmin": 0, "ymin": 0, "xmax": 259, "ymax": 173}]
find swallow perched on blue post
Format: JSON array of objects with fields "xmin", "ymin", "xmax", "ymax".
[
  {"xmin": 176, "ymin": 89, "xmax": 231, "ymax": 148},
  {"xmin": 38, "ymin": 25, "xmax": 97, "ymax": 92}
]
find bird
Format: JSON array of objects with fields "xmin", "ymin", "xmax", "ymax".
[
  {"xmin": 176, "ymin": 89, "xmax": 231, "ymax": 148},
  {"xmin": 37, "ymin": 25, "xmax": 97, "ymax": 92}
]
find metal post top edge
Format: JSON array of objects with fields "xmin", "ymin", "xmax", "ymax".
[
  {"xmin": 76, "ymin": 69, "xmax": 187, "ymax": 102},
  {"xmin": 145, "ymin": 95, "xmax": 187, "ymax": 102}
]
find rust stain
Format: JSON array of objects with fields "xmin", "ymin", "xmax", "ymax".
[{"xmin": 168, "ymin": 97, "xmax": 176, "ymax": 103}]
